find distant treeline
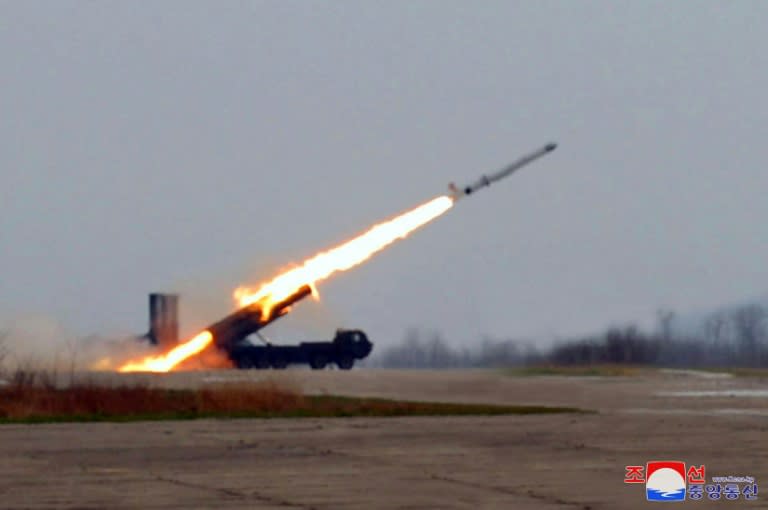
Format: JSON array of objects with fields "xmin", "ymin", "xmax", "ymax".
[
  {"xmin": 373, "ymin": 303, "xmax": 768, "ymax": 368},
  {"xmin": 371, "ymin": 328, "xmax": 538, "ymax": 368}
]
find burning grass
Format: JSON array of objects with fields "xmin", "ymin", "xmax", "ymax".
[{"xmin": 0, "ymin": 371, "xmax": 585, "ymax": 423}]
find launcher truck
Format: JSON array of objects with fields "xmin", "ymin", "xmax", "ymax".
[{"xmin": 144, "ymin": 285, "xmax": 372, "ymax": 370}]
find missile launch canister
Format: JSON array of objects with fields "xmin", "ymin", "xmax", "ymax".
[
  {"xmin": 449, "ymin": 143, "xmax": 557, "ymax": 199},
  {"xmin": 207, "ymin": 285, "xmax": 313, "ymax": 351}
]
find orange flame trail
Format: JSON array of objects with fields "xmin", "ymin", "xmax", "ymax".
[
  {"xmin": 118, "ymin": 195, "xmax": 454, "ymax": 372},
  {"xmin": 234, "ymin": 195, "xmax": 454, "ymax": 312},
  {"xmin": 118, "ymin": 331, "xmax": 213, "ymax": 373}
]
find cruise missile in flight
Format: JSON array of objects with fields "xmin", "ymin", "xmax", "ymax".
[{"xmin": 449, "ymin": 142, "xmax": 557, "ymax": 200}]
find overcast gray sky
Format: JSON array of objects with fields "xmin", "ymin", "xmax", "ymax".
[{"xmin": 1, "ymin": 1, "xmax": 766, "ymax": 347}]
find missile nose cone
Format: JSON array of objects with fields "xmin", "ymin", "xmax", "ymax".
[{"xmin": 545, "ymin": 143, "xmax": 557, "ymax": 152}]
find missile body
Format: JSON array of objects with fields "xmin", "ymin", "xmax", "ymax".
[{"xmin": 450, "ymin": 143, "xmax": 557, "ymax": 199}]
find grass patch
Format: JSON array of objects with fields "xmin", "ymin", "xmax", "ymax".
[
  {"xmin": 699, "ymin": 367, "xmax": 768, "ymax": 378},
  {"xmin": 0, "ymin": 373, "xmax": 585, "ymax": 424},
  {"xmin": 728, "ymin": 368, "xmax": 768, "ymax": 378},
  {"xmin": 505, "ymin": 364, "xmax": 643, "ymax": 377}
]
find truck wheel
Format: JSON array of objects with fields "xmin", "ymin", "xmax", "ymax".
[
  {"xmin": 237, "ymin": 357, "xmax": 254, "ymax": 369},
  {"xmin": 309, "ymin": 355, "xmax": 327, "ymax": 370},
  {"xmin": 336, "ymin": 356, "xmax": 354, "ymax": 370},
  {"xmin": 270, "ymin": 355, "xmax": 288, "ymax": 369},
  {"xmin": 254, "ymin": 355, "xmax": 270, "ymax": 369}
]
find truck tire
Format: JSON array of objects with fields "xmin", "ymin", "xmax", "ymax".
[
  {"xmin": 237, "ymin": 357, "xmax": 254, "ymax": 369},
  {"xmin": 254, "ymin": 355, "xmax": 270, "ymax": 369},
  {"xmin": 336, "ymin": 355, "xmax": 354, "ymax": 370},
  {"xmin": 270, "ymin": 354, "xmax": 288, "ymax": 369},
  {"xmin": 309, "ymin": 354, "xmax": 328, "ymax": 370}
]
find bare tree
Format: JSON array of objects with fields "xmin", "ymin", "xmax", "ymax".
[
  {"xmin": 425, "ymin": 332, "xmax": 456, "ymax": 368},
  {"xmin": 703, "ymin": 311, "xmax": 729, "ymax": 345},
  {"xmin": 63, "ymin": 336, "xmax": 80, "ymax": 386},
  {"xmin": 730, "ymin": 305, "xmax": 767, "ymax": 366},
  {"xmin": 0, "ymin": 329, "xmax": 8, "ymax": 377},
  {"xmin": 656, "ymin": 309, "xmax": 676, "ymax": 341}
]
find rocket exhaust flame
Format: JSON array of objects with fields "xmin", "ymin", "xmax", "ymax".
[
  {"xmin": 118, "ymin": 331, "xmax": 213, "ymax": 373},
  {"xmin": 118, "ymin": 195, "xmax": 454, "ymax": 373},
  {"xmin": 234, "ymin": 196, "xmax": 454, "ymax": 311}
]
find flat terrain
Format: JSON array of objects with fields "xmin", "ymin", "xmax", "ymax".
[{"xmin": 2, "ymin": 369, "xmax": 767, "ymax": 509}]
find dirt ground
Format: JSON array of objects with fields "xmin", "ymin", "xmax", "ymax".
[{"xmin": 1, "ymin": 369, "xmax": 767, "ymax": 509}]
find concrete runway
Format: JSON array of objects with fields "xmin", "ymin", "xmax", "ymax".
[{"xmin": 2, "ymin": 369, "xmax": 767, "ymax": 509}]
